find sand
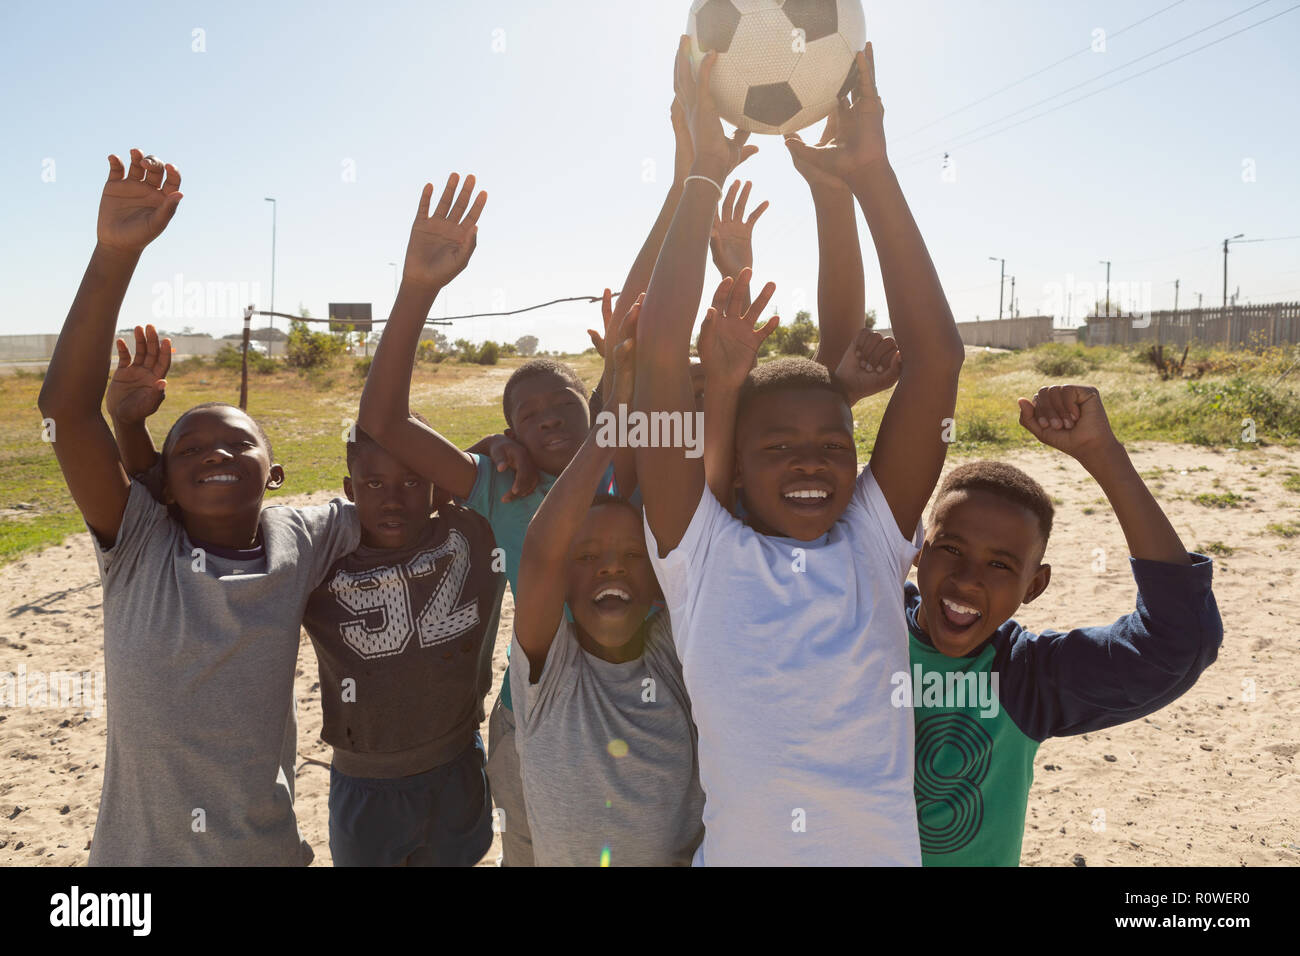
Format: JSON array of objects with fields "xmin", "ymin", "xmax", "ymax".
[{"xmin": 1, "ymin": 441, "xmax": 1296, "ymax": 867}]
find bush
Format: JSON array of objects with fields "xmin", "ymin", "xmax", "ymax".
[
  {"xmin": 286, "ymin": 320, "xmax": 346, "ymax": 370},
  {"xmin": 353, "ymin": 356, "xmax": 373, "ymax": 380},
  {"xmin": 1032, "ymin": 344, "xmax": 1094, "ymax": 378},
  {"xmin": 213, "ymin": 343, "xmax": 276, "ymax": 374},
  {"xmin": 1186, "ymin": 377, "xmax": 1300, "ymax": 441},
  {"xmin": 477, "ymin": 341, "xmax": 500, "ymax": 365},
  {"xmin": 769, "ymin": 311, "xmax": 817, "ymax": 356},
  {"xmin": 453, "ymin": 338, "xmax": 479, "ymax": 363}
]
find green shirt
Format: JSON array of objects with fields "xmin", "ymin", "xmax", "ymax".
[{"xmin": 907, "ymin": 631, "xmax": 1039, "ymax": 867}]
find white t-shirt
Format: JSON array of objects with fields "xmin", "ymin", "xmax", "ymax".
[{"xmin": 645, "ymin": 466, "xmax": 923, "ymax": 866}]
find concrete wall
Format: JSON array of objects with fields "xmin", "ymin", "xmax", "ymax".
[
  {"xmin": 0, "ymin": 334, "xmax": 60, "ymax": 362},
  {"xmin": 878, "ymin": 316, "xmax": 1055, "ymax": 350},
  {"xmin": 0, "ymin": 333, "xmax": 227, "ymax": 363}
]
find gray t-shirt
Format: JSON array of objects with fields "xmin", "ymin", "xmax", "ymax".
[
  {"xmin": 89, "ymin": 480, "xmax": 359, "ymax": 866},
  {"xmin": 510, "ymin": 612, "xmax": 704, "ymax": 867}
]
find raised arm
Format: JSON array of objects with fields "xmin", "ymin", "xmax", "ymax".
[
  {"xmin": 788, "ymin": 109, "xmax": 865, "ymax": 369},
  {"xmin": 1018, "ymin": 385, "xmax": 1190, "ymax": 565},
  {"xmin": 590, "ymin": 99, "xmax": 696, "ymax": 406},
  {"xmin": 636, "ymin": 39, "xmax": 758, "ymax": 554},
  {"xmin": 107, "ymin": 324, "xmax": 170, "ymax": 476},
  {"xmin": 515, "ymin": 300, "xmax": 640, "ymax": 673},
  {"xmin": 37, "ymin": 150, "xmax": 184, "ymax": 544},
  {"xmin": 787, "ymin": 45, "xmax": 964, "ymax": 538},
  {"xmin": 699, "ymin": 272, "xmax": 778, "ymax": 509},
  {"xmin": 357, "ymin": 174, "xmax": 487, "ymax": 501}
]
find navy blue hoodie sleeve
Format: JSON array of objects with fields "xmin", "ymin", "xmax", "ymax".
[{"xmin": 995, "ymin": 553, "xmax": 1222, "ymax": 742}]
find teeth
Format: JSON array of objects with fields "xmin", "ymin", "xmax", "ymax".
[
  {"xmin": 942, "ymin": 598, "xmax": 981, "ymax": 617},
  {"xmin": 594, "ymin": 587, "xmax": 630, "ymax": 603},
  {"xmin": 200, "ymin": 474, "xmax": 239, "ymax": 484},
  {"xmin": 783, "ymin": 490, "xmax": 828, "ymax": 500}
]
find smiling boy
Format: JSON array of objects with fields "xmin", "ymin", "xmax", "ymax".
[
  {"xmin": 905, "ymin": 384, "xmax": 1222, "ymax": 865},
  {"xmin": 635, "ymin": 42, "xmax": 964, "ymax": 864},
  {"xmin": 299, "ymin": 424, "xmax": 504, "ymax": 866}
]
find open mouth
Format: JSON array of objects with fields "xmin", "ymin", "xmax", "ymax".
[
  {"xmin": 377, "ymin": 518, "xmax": 406, "ymax": 532},
  {"xmin": 592, "ymin": 586, "xmax": 632, "ymax": 613},
  {"xmin": 781, "ymin": 485, "xmax": 832, "ymax": 510},
  {"xmin": 542, "ymin": 434, "xmax": 573, "ymax": 452},
  {"xmin": 198, "ymin": 472, "xmax": 240, "ymax": 485},
  {"xmin": 938, "ymin": 596, "xmax": 983, "ymax": 634}
]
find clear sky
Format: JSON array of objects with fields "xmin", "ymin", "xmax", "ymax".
[{"xmin": 2, "ymin": 0, "xmax": 1297, "ymax": 352}]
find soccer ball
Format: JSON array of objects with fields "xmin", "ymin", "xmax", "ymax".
[{"xmin": 686, "ymin": 0, "xmax": 867, "ymax": 135}]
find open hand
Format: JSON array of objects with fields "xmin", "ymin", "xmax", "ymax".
[
  {"xmin": 710, "ymin": 180, "xmax": 769, "ymax": 282},
  {"xmin": 608, "ymin": 295, "xmax": 643, "ymax": 410},
  {"xmin": 106, "ymin": 324, "xmax": 172, "ymax": 426},
  {"xmin": 403, "ymin": 173, "xmax": 487, "ymax": 292},
  {"xmin": 676, "ymin": 37, "xmax": 758, "ymax": 181},
  {"xmin": 1017, "ymin": 385, "xmax": 1119, "ymax": 463},
  {"xmin": 98, "ymin": 149, "xmax": 184, "ymax": 255},
  {"xmin": 486, "ymin": 435, "xmax": 541, "ymax": 503},
  {"xmin": 587, "ymin": 288, "xmax": 620, "ymax": 358},
  {"xmin": 834, "ymin": 328, "xmax": 901, "ymax": 406},
  {"xmin": 697, "ymin": 269, "xmax": 779, "ymax": 390},
  {"xmin": 783, "ymin": 44, "xmax": 887, "ymax": 190},
  {"xmin": 787, "ymin": 108, "xmax": 853, "ymax": 194}
]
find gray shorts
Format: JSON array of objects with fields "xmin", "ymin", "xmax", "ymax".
[{"xmin": 485, "ymin": 694, "xmax": 534, "ymax": 866}]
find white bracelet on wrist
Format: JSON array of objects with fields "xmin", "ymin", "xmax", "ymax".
[{"xmin": 684, "ymin": 174, "xmax": 724, "ymax": 196}]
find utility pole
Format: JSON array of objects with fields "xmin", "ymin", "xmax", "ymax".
[
  {"xmin": 1197, "ymin": 292, "xmax": 1203, "ymax": 310},
  {"xmin": 1009, "ymin": 276, "xmax": 1017, "ymax": 318},
  {"xmin": 1223, "ymin": 234, "xmax": 1244, "ymax": 310},
  {"xmin": 989, "ymin": 257, "xmax": 1006, "ymax": 320},
  {"xmin": 265, "ymin": 198, "xmax": 277, "ymax": 355},
  {"xmin": 1173, "ymin": 279, "xmax": 1180, "ymax": 315},
  {"xmin": 1099, "ymin": 260, "xmax": 1112, "ymax": 317}
]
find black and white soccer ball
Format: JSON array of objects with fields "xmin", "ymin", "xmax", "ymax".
[{"xmin": 686, "ymin": 0, "xmax": 867, "ymax": 135}]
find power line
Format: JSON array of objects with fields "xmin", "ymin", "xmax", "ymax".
[
  {"xmin": 1236, "ymin": 235, "xmax": 1300, "ymax": 244},
  {"xmin": 899, "ymin": 2, "xmax": 1299, "ymax": 169},
  {"xmin": 898, "ymin": 0, "xmax": 1189, "ymax": 142}
]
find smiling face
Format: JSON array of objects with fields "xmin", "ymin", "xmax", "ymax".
[
  {"xmin": 505, "ymin": 371, "xmax": 591, "ymax": 476},
  {"xmin": 162, "ymin": 405, "xmax": 281, "ymax": 520},
  {"xmin": 915, "ymin": 489, "xmax": 1052, "ymax": 657},
  {"xmin": 344, "ymin": 442, "xmax": 436, "ymax": 550},
  {"xmin": 735, "ymin": 386, "xmax": 858, "ymax": 542},
  {"xmin": 566, "ymin": 503, "xmax": 658, "ymax": 652}
]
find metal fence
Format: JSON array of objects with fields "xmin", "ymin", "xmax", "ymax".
[{"xmin": 1084, "ymin": 303, "xmax": 1300, "ymax": 348}]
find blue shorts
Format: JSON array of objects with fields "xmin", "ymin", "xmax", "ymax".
[{"xmin": 328, "ymin": 734, "xmax": 492, "ymax": 867}]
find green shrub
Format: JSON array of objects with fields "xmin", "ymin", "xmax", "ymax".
[
  {"xmin": 1032, "ymin": 344, "xmax": 1095, "ymax": 378},
  {"xmin": 286, "ymin": 320, "xmax": 346, "ymax": 370},
  {"xmin": 477, "ymin": 341, "xmax": 500, "ymax": 365},
  {"xmin": 353, "ymin": 356, "xmax": 373, "ymax": 380}
]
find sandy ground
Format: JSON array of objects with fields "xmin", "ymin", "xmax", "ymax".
[{"xmin": 1, "ymin": 441, "xmax": 1296, "ymax": 867}]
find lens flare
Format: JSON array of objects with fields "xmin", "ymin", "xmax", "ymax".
[
  {"xmin": 600, "ymin": 845, "xmax": 611, "ymax": 867},
  {"xmin": 607, "ymin": 738, "xmax": 629, "ymax": 758}
]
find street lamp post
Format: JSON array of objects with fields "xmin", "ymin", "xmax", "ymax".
[
  {"xmin": 264, "ymin": 198, "xmax": 277, "ymax": 355},
  {"xmin": 1223, "ymin": 234, "xmax": 1245, "ymax": 311},
  {"xmin": 988, "ymin": 257, "xmax": 1006, "ymax": 320},
  {"xmin": 1099, "ymin": 260, "xmax": 1112, "ymax": 317}
]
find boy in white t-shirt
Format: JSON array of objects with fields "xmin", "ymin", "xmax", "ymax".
[{"xmin": 632, "ymin": 40, "xmax": 965, "ymax": 865}]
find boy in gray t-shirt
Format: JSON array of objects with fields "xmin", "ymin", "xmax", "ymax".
[
  {"xmin": 38, "ymin": 148, "xmax": 360, "ymax": 864},
  {"xmin": 92, "ymin": 481, "xmax": 358, "ymax": 865},
  {"xmin": 510, "ymin": 299, "xmax": 704, "ymax": 867}
]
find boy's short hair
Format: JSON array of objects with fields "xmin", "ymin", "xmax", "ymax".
[
  {"xmin": 932, "ymin": 460, "xmax": 1055, "ymax": 554},
  {"xmin": 736, "ymin": 358, "xmax": 850, "ymax": 429},
  {"xmin": 502, "ymin": 359, "xmax": 588, "ymax": 428},
  {"xmin": 346, "ymin": 411, "xmax": 430, "ymax": 472},
  {"xmin": 590, "ymin": 492, "xmax": 641, "ymax": 523}
]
